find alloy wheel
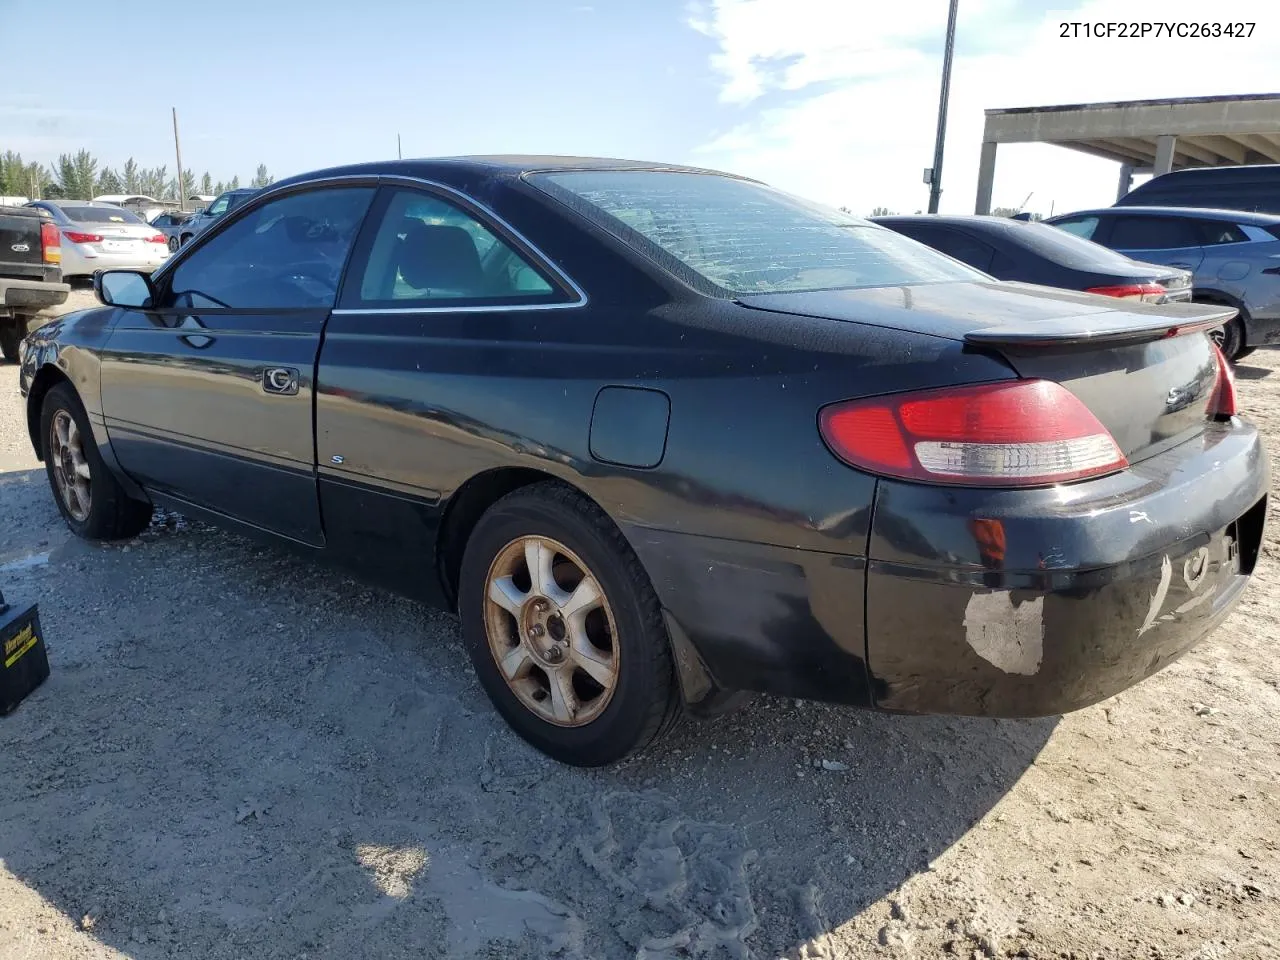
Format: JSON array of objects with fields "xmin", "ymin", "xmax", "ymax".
[
  {"xmin": 483, "ymin": 535, "xmax": 620, "ymax": 727},
  {"xmin": 49, "ymin": 410, "xmax": 91, "ymax": 522}
]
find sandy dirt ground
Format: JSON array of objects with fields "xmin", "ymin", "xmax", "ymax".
[{"xmin": 1, "ymin": 290, "xmax": 1277, "ymax": 959}]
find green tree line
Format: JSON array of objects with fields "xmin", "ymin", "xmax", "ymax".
[{"xmin": 0, "ymin": 149, "xmax": 276, "ymax": 202}]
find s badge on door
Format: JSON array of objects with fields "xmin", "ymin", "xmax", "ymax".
[{"xmin": 262, "ymin": 367, "xmax": 300, "ymax": 396}]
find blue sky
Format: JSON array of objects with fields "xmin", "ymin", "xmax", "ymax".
[{"xmin": 3, "ymin": 0, "xmax": 1277, "ymax": 216}]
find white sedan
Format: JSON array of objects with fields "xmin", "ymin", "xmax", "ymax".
[{"xmin": 25, "ymin": 200, "xmax": 170, "ymax": 279}]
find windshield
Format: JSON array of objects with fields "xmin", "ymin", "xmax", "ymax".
[
  {"xmin": 1018, "ymin": 221, "xmax": 1139, "ymax": 269},
  {"xmin": 531, "ymin": 170, "xmax": 985, "ymax": 295},
  {"xmin": 59, "ymin": 205, "xmax": 145, "ymax": 225}
]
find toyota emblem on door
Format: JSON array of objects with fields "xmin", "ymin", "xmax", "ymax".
[{"xmin": 263, "ymin": 367, "xmax": 300, "ymax": 396}]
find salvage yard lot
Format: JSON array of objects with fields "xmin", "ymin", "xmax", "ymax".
[{"xmin": 1, "ymin": 294, "xmax": 1278, "ymax": 959}]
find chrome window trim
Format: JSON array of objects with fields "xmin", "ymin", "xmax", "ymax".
[{"xmin": 332, "ymin": 173, "xmax": 589, "ymax": 314}]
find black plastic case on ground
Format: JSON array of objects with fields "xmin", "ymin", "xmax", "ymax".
[{"xmin": 1, "ymin": 590, "xmax": 48, "ymax": 715}]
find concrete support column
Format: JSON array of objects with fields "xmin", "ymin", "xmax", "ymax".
[
  {"xmin": 1116, "ymin": 163, "xmax": 1134, "ymax": 201},
  {"xmin": 975, "ymin": 141, "xmax": 998, "ymax": 214},
  {"xmin": 1153, "ymin": 135, "xmax": 1177, "ymax": 176}
]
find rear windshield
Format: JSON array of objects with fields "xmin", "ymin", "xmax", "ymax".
[
  {"xmin": 1012, "ymin": 221, "xmax": 1140, "ymax": 269},
  {"xmin": 58, "ymin": 205, "xmax": 145, "ymax": 224},
  {"xmin": 531, "ymin": 170, "xmax": 985, "ymax": 295}
]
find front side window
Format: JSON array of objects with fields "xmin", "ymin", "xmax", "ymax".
[
  {"xmin": 531, "ymin": 170, "xmax": 984, "ymax": 295},
  {"xmin": 1109, "ymin": 216, "xmax": 1202, "ymax": 250},
  {"xmin": 166, "ymin": 186, "xmax": 375, "ymax": 309},
  {"xmin": 347, "ymin": 188, "xmax": 562, "ymax": 307},
  {"xmin": 206, "ymin": 194, "xmax": 231, "ymax": 216}
]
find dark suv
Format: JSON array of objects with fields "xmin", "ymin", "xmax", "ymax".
[
  {"xmin": 1116, "ymin": 164, "xmax": 1280, "ymax": 215},
  {"xmin": 177, "ymin": 188, "xmax": 258, "ymax": 246},
  {"xmin": 1045, "ymin": 206, "xmax": 1280, "ymax": 360}
]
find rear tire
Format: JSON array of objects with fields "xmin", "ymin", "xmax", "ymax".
[
  {"xmin": 1209, "ymin": 317, "xmax": 1245, "ymax": 362},
  {"xmin": 41, "ymin": 383, "xmax": 153, "ymax": 541},
  {"xmin": 458, "ymin": 482, "xmax": 681, "ymax": 766},
  {"xmin": 179, "ymin": 233, "xmax": 193, "ymax": 247},
  {"xmin": 0, "ymin": 324, "xmax": 21, "ymax": 363}
]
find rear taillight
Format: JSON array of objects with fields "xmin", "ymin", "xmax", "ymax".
[
  {"xmin": 146, "ymin": 232, "xmax": 166, "ymax": 243},
  {"xmin": 1085, "ymin": 283, "xmax": 1166, "ymax": 302},
  {"xmin": 1207, "ymin": 342, "xmax": 1237, "ymax": 419},
  {"xmin": 819, "ymin": 379, "xmax": 1128, "ymax": 487},
  {"xmin": 63, "ymin": 230, "xmax": 104, "ymax": 244},
  {"xmin": 40, "ymin": 221, "xmax": 60, "ymax": 264}
]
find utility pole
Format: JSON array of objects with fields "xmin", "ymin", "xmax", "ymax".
[
  {"xmin": 172, "ymin": 107, "xmax": 186, "ymax": 211},
  {"xmin": 927, "ymin": 0, "xmax": 959, "ymax": 214},
  {"xmin": 397, "ymin": 133, "xmax": 402, "ymax": 160}
]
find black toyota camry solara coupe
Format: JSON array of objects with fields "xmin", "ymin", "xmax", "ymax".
[{"xmin": 19, "ymin": 157, "xmax": 1269, "ymax": 766}]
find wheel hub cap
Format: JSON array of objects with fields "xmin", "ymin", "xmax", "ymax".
[
  {"xmin": 483, "ymin": 536, "xmax": 620, "ymax": 727},
  {"xmin": 49, "ymin": 410, "xmax": 91, "ymax": 523}
]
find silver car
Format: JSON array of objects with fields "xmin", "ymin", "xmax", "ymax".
[
  {"xmin": 1047, "ymin": 205, "xmax": 1280, "ymax": 361},
  {"xmin": 175, "ymin": 187, "xmax": 258, "ymax": 247},
  {"xmin": 149, "ymin": 211, "xmax": 195, "ymax": 253},
  {"xmin": 25, "ymin": 200, "xmax": 170, "ymax": 279}
]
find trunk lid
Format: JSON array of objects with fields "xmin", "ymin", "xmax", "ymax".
[
  {"xmin": 739, "ymin": 280, "xmax": 1233, "ymax": 464},
  {"xmin": 0, "ymin": 206, "xmax": 46, "ymax": 280}
]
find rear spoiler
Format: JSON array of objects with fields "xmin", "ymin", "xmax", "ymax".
[{"xmin": 964, "ymin": 302, "xmax": 1237, "ymax": 349}]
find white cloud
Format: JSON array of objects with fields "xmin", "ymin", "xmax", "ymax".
[{"xmin": 688, "ymin": 0, "xmax": 1280, "ymax": 216}]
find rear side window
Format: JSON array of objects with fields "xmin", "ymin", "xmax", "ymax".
[
  {"xmin": 1049, "ymin": 215, "xmax": 1098, "ymax": 240},
  {"xmin": 345, "ymin": 188, "xmax": 565, "ymax": 308},
  {"xmin": 922, "ymin": 230, "xmax": 995, "ymax": 272},
  {"xmin": 532, "ymin": 170, "xmax": 983, "ymax": 295},
  {"xmin": 1108, "ymin": 216, "xmax": 1202, "ymax": 250},
  {"xmin": 1197, "ymin": 221, "xmax": 1248, "ymax": 245}
]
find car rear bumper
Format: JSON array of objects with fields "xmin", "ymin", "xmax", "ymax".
[
  {"xmin": 865, "ymin": 419, "xmax": 1268, "ymax": 717},
  {"xmin": 0, "ymin": 277, "xmax": 70, "ymax": 313},
  {"xmin": 62, "ymin": 245, "xmax": 168, "ymax": 275},
  {"xmin": 627, "ymin": 420, "xmax": 1267, "ymax": 718}
]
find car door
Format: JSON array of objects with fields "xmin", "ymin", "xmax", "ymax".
[
  {"xmin": 313, "ymin": 181, "xmax": 585, "ymax": 600},
  {"xmin": 1104, "ymin": 214, "xmax": 1205, "ymax": 273},
  {"xmin": 98, "ymin": 181, "xmax": 377, "ymax": 544}
]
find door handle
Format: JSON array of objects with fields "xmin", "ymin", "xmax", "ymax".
[{"xmin": 262, "ymin": 367, "xmax": 300, "ymax": 396}]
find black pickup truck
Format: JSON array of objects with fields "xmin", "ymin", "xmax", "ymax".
[{"xmin": 0, "ymin": 205, "xmax": 69, "ymax": 362}]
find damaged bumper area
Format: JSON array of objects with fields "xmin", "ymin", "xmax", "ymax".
[{"xmin": 865, "ymin": 420, "xmax": 1269, "ymax": 717}]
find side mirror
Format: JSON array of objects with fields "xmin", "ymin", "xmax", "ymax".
[{"xmin": 95, "ymin": 270, "xmax": 155, "ymax": 309}]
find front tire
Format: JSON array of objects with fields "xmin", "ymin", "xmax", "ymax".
[
  {"xmin": 167, "ymin": 235, "xmax": 179, "ymax": 253},
  {"xmin": 41, "ymin": 383, "xmax": 153, "ymax": 540},
  {"xmin": 458, "ymin": 482, "xmax": 681, "ymax": 766}
]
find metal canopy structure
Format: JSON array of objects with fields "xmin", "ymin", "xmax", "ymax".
[{"xmin": 975, "ymin": 93, "xmax": 1280, "ymax": 213}]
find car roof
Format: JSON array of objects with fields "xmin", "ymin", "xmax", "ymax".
[
  {"xmin": 1053, "ymin": 206, "xmax": 1280, "ymax": 225},
  {"xmin": 269, "ymin": 155, "xmax": 752, "ymax": 191},
  {"xmin": 33, "ymin": 199, "xmax": 124, "ymax": 208}
]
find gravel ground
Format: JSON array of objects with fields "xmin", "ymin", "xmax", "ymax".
[{"xmin": 1, "ymin": 291, "xmax": 1278, "ymax": 959}]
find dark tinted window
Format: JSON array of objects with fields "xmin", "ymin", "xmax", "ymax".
[
  {"xmin": 1108, "ymin": 216, "xmax": 1202, "ymax": 250},
  {"xmin": 923, "ymin": 229, "xmax": 995, "ymax": 272},
  {"xmin": 1007, "ymin": 221, "xmax": 1137, "ymax": 269},
  {"xmin": 166, "ymin": 187, "xmax": 374, "ymax": 309},
  {"xmin": 348, "ymin": 188, "xmax": 561, "ymax": 307},
  {"xmin": 534, "ymin": 171, "xmax": 983, "ymax": 294},
  {"xmin": 1198, "ymin": 220, "xmax": 1249, "ymax": 245},
  {"xmin": 59, "ymin": 205, "xmax": 145, "ymax": 225}
]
